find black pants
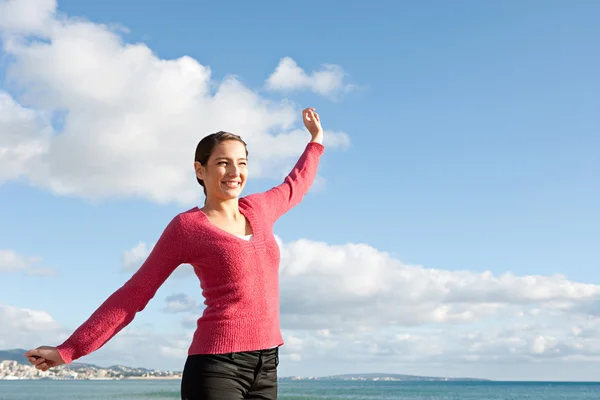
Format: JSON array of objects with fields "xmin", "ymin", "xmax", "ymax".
[{"xmin": 181, "ymin": 347, "xmax": 279, "ymax": 400}]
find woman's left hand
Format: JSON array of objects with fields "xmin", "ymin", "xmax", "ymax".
[{"xmin": 303, "ymin": 108, "xmax": 323, "ymax": 143}]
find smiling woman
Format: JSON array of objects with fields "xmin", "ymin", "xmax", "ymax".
[
  {"xmin": 25, "ymin": 108, "xmax": 326, "ymax": 400},
  {"xmin": 193, "ymin": 132, "xmax": 253, "ymax": 237},
  {"xmin": 193, "ymin": 132, "xmax": 249, "ymax": 196}
]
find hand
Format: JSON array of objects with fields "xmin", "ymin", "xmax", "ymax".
[
  {"xmin": 302, "ymin": 108, "xmax": 323, "ymax": 143},
  {"xmin": 25, "ymin": 346, "xmax": 66, "ymax": 372}
]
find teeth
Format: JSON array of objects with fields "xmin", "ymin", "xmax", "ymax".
[{"xmin": 224, "ymin": 182, "xmax": 239, "ymax": 188}]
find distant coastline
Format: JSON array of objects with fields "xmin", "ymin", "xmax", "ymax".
[
  {"xmin": 282, "ymin": 373, "xmax": 490, "ymax": 382},
  {"xmin": 0, "ymin": 349, "xmax": 182, "ymax": 381},
  {"xmin": 1, "ymin": 348, "xmax": 489, "ymax": 382}
]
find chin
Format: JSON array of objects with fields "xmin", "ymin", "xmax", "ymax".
[{"xmin": 221, "ymin": 190, "xmax": 243, "ymax": 200}]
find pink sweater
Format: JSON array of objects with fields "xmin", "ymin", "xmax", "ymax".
[{"xmin": 56, "ymin": 142, "xmax": 324, "ymax": 364}]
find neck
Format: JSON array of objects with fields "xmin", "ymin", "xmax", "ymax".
[{"xmin": 201, "ymin": 197, "xmax": 240, "ymax": 218}]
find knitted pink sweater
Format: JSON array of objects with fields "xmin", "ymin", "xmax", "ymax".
[{"xmin": 56, "ymin": 142, "xmax": 324, "ymax": 364}]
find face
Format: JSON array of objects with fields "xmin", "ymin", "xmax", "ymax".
[{"xmin": 195, "ymin": 140, "xmax": 248, "ymax": 201}]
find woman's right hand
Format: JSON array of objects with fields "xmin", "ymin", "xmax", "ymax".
[{"xmin": 25, "ymin": 346, "xmax": 66, "ymax": 372}]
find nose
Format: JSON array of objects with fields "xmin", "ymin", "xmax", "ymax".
[{"xmin": 228, "ymin": 165, "xmax": 240, "ymax": 176}]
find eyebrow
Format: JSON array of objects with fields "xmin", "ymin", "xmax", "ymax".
[{"xmin": 214, "ymin": 157, "xmax": 247, "ymax": 161}]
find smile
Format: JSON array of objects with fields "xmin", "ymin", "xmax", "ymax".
[{"xmin": 222, "ymin": 181, "xmax": 241, "ymax": 189}]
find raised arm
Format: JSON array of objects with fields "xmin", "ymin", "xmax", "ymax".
[
  {"xmin": 246, "ymin": 108, "xmax": 325, "ymax": 223},
  {"xmin": 26, "ymin": 215, "xmax": 185, "ymax": 369}
]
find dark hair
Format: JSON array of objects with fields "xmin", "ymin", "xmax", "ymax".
[{"xmin": 194, "ymin": 131, "xmax": 248, "ymax": 194}]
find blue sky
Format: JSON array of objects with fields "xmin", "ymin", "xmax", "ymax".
[{"xmin": 1, "ymin": 0, "xmax": 599, "ymax": 381}]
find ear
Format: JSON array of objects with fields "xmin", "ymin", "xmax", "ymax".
[{"xmin": 194, "ymin": 161, "xmax": 205, "ymax": 181}]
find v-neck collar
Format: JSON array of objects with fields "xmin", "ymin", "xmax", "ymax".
[{"xmin": 196, "ymin": 200, "xmax": 257, "ymax": 243}]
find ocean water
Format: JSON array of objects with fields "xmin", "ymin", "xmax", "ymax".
[{"xmin": 0, "ymin": 379, "xmax": 599, "ymax": 399}]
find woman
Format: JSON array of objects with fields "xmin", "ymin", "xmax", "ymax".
[{"xmin": 25, "ymin": 107, "xmax": 325, "ymax": 399}]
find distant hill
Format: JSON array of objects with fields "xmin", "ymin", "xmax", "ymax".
[
  {"xmin": 315, "ymin": 373, "xmax": 490, "ymax": 381},
  {"xmin": 0, "ymin": 349, "xmax": 28, "ymax": 364}
]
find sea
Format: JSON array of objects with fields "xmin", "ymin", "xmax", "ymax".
[{"xmin": 1, "ymin": 379, "xmax": 599, "ymax": 400}]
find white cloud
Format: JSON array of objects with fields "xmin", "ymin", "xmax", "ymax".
[
  {"xmin": 278, "ymin": 239, "xmax": 600, "ymax": 331},
  {"xmin": 0, "ymin": 304, "xmax": 64, "ymax": 349},
  {"xmin": 279, "ymin": 317, "xmax": 600, "ymax": 376},
  {"xmin": 181, "ymin": 313, "xmax": 200, "ymax": 329},
  {"xmin": 0, "ymin": 249, "xmax": 32, "ymax": 272},
  {"xmin": 0, "ymin": 249, "xmax": 56, "ymax": 275},
  {"xmin": 0, "ymin": 0, "xmax": 349, "ymax": 205},
  {"xmin": 122, "ymin": 241, "xmax": 153, "ymax": 272},
  {"xmin": 265, "ymin": 57, "xmax": 352, "ymax": 97},
  {"xmin": 0, "ymin": 93, "xmax": 51, "ymax": 182},
  {"xmin": 163, "ymin": 293, "xmax": 197, "ymax": 313},
  {"xmin": 26, "ymin": 267, "xmax": 58, "ymax": 276},
  {"xmin": 271, "ymin": 238, "xmax": 600, "ymax": 378},
  {"xmin": 0, "ymin": 0, "xmax": 56, "ymax": 36}
]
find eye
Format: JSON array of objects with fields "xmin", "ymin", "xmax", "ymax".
[
  {"xmin": 217, "ymin": 161, "xmax": 227, "ymax": 166},
  {"xmin": 239, "ymin": 162, "xmax": 247, "ymax": 166}
]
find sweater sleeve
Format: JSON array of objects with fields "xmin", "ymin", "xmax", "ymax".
[
  {"xmin": 246, "ymin": 142, "xmax": 324, "ymax": 224},
  {"xmin": 56, "ymin": 216, "xmax": 185, "ymax": 364}
]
